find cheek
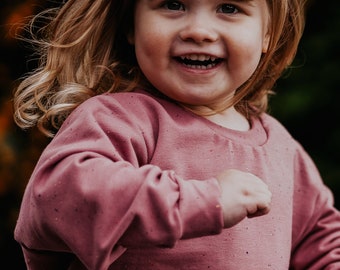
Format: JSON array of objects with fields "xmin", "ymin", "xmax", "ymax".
[
  {"xmin": 135, "ymin": 37, "xmax": 161, "ymax": 76},
  {"xmin": 133, "ymin": 33, "xmax": 163, "ymax": 86},
  {"xmin": 134, "ymin": 28, "xmax": 171, "ymax": 80},
  {"xmin": 134, "ymin": 21, "xmax": 167, "ymax": 59},
  {"xmin": 229, "ymin": 31, "xmax": 265, "ymax": 71}
]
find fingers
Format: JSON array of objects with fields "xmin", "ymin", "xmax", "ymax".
[
  {"xmin": 246, "ymin": 185, "xmax": 272, "ymax": 218},
  {"xmin": 247, "ymin": 204, "xmax": 271, "ymax": 218},
  {"xmin": 216, "ymin": 169, "xmax": 273, "ymax": 228}
]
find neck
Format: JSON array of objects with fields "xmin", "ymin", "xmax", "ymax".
[
  {"xmin": 179, "ymin": 98, "xmax": 250, "ymax": 131},
  {"xmin": 203, "ymin": 106, "xmax": 250, "ymax": 131}
]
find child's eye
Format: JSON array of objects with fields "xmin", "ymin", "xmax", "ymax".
[
  {"xmin": 162, "ymin": 1, "xmax": 185, "ymax": 11},
  {"xmin": 217, "ymin": 4, "xmax": 239, "ymax": 14}
]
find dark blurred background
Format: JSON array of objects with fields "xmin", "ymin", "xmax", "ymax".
[{"xmin": 0, "ymin": 0, "xmax": 339, "ymax": 268}]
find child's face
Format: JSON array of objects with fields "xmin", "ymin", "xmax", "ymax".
[{"xmin": 131, "ymin": 0, "xmax": 271, "ymax": 112}]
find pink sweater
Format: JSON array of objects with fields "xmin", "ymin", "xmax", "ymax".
[{"xmin": 14, "ymin": 90, "xmax": 340, "ymax": 269}]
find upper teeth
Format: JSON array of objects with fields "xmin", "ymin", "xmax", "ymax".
[{"xmin": 180, "ymin": 54, "xmax": 216, "ymax": 61}]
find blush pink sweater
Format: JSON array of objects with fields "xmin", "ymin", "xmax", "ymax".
[{"xmin": 14, "ymin": 90, "xmax": 340, "ymax": 269}]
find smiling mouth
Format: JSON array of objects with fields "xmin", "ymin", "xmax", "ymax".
[{"xmin": 175, "ymin": 55, "xmax": 224, "ymax": 70}]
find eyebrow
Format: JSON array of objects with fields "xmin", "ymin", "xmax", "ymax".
[
  {"xmin": 225, "ymin": 0, "xmax": 256, "ymax": 4},
  {"xmin": 227, "ymin": 0, "xmax": 256, "ymax": 7},
  {"xmin": 147, "ymin": 0, "xmax": 257, "ymax": 7},
  {"xmin": 229, "ymin": 0, "xmax": 256, "ymax": 4}
]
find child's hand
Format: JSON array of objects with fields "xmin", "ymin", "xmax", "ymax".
[{"xmin": 216, "ymin": 169, "xmax": 272, "ymax": 228}]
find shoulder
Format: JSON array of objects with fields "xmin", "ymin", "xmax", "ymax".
[
  {"xmin": 62, "ymin": 89, "xmax": 185, "ymax": 135},
  {"xmin": 259, "ymin": 113, "xmax": 325, "ymax": 187},
  {"xmin": 259, "ymin": 112, "xmax": 309, "ymax": 155},
  {"xmin": 259, "ymin": 113, "xmax": 294, "ymax": 141},
  {"xmin": 260, "ymin": 113, "xmax": 316, "ymax": 162},
  {"xmin": 79, "ymin": 90, "xmax": 176, "ymax": 117}
]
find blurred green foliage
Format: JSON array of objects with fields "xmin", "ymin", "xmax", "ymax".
[{"xmin": 0, "ymin": 0, "xmax": 339, "ymax": 268}]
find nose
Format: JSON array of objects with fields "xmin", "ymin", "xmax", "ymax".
[{"xmin": 179, "ymin": 14, "xmax": 218, "ymax": 44}]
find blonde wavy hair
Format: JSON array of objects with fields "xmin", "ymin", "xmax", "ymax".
[{"xmin": 13, "ymin": 0, "xmax": 307, "ymax": 137}]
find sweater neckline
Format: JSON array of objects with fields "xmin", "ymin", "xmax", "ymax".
[
  {"xmin": 192, "ymin": 112, "xmax": 268, "ymax": 147},
  {"xmin": 137, "ymin": 88, "xmax": 269, "ymax": 147}
]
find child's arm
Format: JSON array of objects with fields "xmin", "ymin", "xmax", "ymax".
[
  {"xmin": 14, "ymin": 95, "xmax": 224, "ymax": 269},
  {"xmin": 290, "ymin": 146, "xmax": 340, "ymax": 269}
]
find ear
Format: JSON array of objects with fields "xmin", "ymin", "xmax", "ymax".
[{"xmin": 262, "ymin": 32, "xmax": 271, "ymax": 53}]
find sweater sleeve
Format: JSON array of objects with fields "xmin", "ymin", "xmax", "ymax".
[
  {"xmin": 14, "ymin": 95, "xmax": 223, "ymax": 270},
  {"xmin": 290, "ymin": 144, "xmax": 340, "ymax": 269}
]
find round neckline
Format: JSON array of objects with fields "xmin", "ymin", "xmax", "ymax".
[
  {"xmin": 137, "ymin": 88, "xmax": 269, "ymax": 147},
  {"xmin": 195, "ymin": 113, "xmax": 268, "ymax": 147}
]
